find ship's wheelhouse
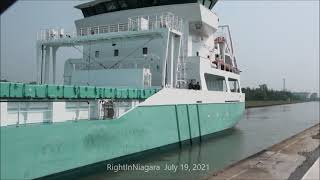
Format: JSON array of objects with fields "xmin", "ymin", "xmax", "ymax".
[{"xmin": 76, "ymin": 0, "xmax": 218, "ymax": 18}]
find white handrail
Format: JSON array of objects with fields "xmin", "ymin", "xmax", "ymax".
[{"xmin": 38, "ymin": 12, "xmax": 183, "ymax": 41}]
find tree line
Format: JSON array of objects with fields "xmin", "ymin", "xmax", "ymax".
[{"xmin": 241, "ymin": 84, "xmax": 318, "ymax": 101}]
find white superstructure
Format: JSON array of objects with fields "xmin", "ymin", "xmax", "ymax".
[
  {"xmin": 36, "ymin": 0, "xmax": 241, "ymax": 91},
  {"xmin": 1, "ymin": 0, "xmax": 244, "ymax": 127}
]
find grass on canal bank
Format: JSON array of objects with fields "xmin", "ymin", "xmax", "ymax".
[{"xmin": 245, "ymin": 100, "xmax": 310, "ymax": 108}]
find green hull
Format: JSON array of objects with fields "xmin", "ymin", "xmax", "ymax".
[{"xmin": 1, "ymin": 102, "xmax": 244, "ymax": 179}]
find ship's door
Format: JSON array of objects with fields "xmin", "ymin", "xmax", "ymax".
[{"xmin": 102, "ymin": 100, "xmax": 114, "ymax": 119}]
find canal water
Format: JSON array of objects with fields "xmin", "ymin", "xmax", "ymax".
[{"xmin": 75, "ymin": 102, "xmax": 319, "ymax": 180}]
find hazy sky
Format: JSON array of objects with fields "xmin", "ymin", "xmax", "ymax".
[{"xmin": 1, "ymin": 0, "xmax": 319, "ymax": 92}]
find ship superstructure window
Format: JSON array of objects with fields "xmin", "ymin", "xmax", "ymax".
[
  {"xmin": 204, "ymin": 0, "xmax": 211, "ymax": 8},
  {"xmin": 114, "ymin": 49, "xmax": 119, "ymax": 56},
  {"xmin": 205, "ymin": 0, "xmax": 216, "ymax": 9},
  {"xmin": 205, "ymin": 73, "xmax": 227, "ymax": 92},
  {"xmin": 95, "ymin": 3, "xmax": 106, "ymax": 14},
  {"xmin": 225, "ymin": 55, "xmax": 233, "ymax": 66},
  {"xmin": 118, "ymin": 0, "xmax": 128, "ymax": 9},
  {"xmin": 106, "ymin": 1, "xmax": 117, "ymax": 11},
  {"xmin": 95, "ymin": 51, "xmax": 100, "ymax": 58},
  {"xmin": 228, "ymin": 78, "xmax": 240, "ymax": 93},
  {"xmin": 143, "ymin": 47, "xmax": 148, "ymax": 55},
  {"xmin": 77, "ymin": 0, "xmax": 218, "ymax": 18}
]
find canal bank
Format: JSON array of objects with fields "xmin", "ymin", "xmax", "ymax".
[{"xmin": 203, "ymin": 124, "xmax": 320, "ymax": 180}]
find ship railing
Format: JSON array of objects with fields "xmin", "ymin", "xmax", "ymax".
[
  {"xmin": 80, "ymin": 23, "xmax": 130, "ymax": 36},
  {"xmin": 37, "ymin": 12, "xmax": 183, "ymax": 41},
  {"xmin": 211, "ymin": 58, "xmax": 240, "ymax": 74},
  {"xmin": 128, "ymin": 12, "xmax": 183, "ymax": 32},
  {"xmin": 1, "ymin": 99, "xmax": 140, "ymax": 126},
  {"xmin": 37, "ymin": 28, "xmax": 78, "ymax": 41},
  {"xmin": 7, "ymin": 107, "xmax": 53, "ymax": 126}
]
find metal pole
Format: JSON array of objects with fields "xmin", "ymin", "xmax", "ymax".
[
  {"xmin": 88, "ymin": 101, "xmax": 90, "ymax": 120},
  {"xmin": 155, "ymin": 15, "xmax": 158, "ymax": 29},
  {"xmin": 36, "ymin": 44, "xmax": 40, "ymax": 83},
  {"xmin": 17, "ymin": 103, "xmax": 20, "ymax": 126},
  {"xmin": 162, "ymin": 31, "xmax": 170, "ymax": 87},
  {"xmin": 52, "ymin": 47, "xmax": 58, "ymax": 84},
  {"xmin": 76, "ymin": 101, "xmax": 80, "ymax": 121},
  {"xmin": 25, "ymin": 102, "xmax": 29, "ymax": 125},
  {"xmin": 44, "ymin": 46, "xmax": 51, "ymax": 83},
  {"xmin": 40, "ymin": 45, "xmax": 44, "ymax": 84}
]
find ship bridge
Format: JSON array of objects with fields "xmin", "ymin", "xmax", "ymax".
[
  {"xmin": 76, "ymin": 0, "xmax": 218, "ymax": 18},
  {"xmin": 36, "ymin": 12, "xmax": 185, "ymax": 89}
]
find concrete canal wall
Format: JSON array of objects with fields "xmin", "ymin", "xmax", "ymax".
[{"xmin": 203, "ymin": 124, "xmax": 320, "ymax": 180}]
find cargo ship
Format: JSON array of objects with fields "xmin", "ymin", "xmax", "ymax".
[{"xmin": 0, "ymin": 0, "xmax": 245, "ymax": 179}]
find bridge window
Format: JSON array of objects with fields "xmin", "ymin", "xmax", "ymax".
[
  {"xmin": 118, "ymin": 0, "xmax": 128, "ymax": 9},
  {"xmin": 106, "ymin": 1, "xmax": 117, "ymax": 11},
  {"xmin": 143, "ymin": 47, "xmax": 148, "ymax": 55},
  {"xmin": 95, "ymin": 3, "xmax": 106, "ymax": 14},
  {"xmin": 95, "ymin": 51, "xmax": 100, "ymax": 58},
  {"xmin": 204, "ymin": 0, "xmax": 211, "ymax": 8},
  {"xmin": 225, "ymin": 55, "xmax": 233, "ymax": 66},
  {"xmin": 114, "ymin": 49, "xmax": 119, "ymax": 56},
  {"xmin": 78, "ymin": 0, "xmax": 218, "ymax": 18},
  {"xmin": 228, "ymin": 78, "xmax": 240, "ymax": 93},
  {"xmin": 204, "ymin": 73, "xmax": 227, "ymax": 92},
  {"xmin": 201, "ymin": 0, "xmax": 217, "ymax": 9}
]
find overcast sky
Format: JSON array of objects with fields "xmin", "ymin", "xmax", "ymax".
[{"xmin": 1, "ymin": 0, "xmax": 319, "ymax": 93}]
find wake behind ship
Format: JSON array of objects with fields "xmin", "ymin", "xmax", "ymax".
[{"xmin": 0, "ymin": 0, "xmax": 245, "ymax": 179}]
